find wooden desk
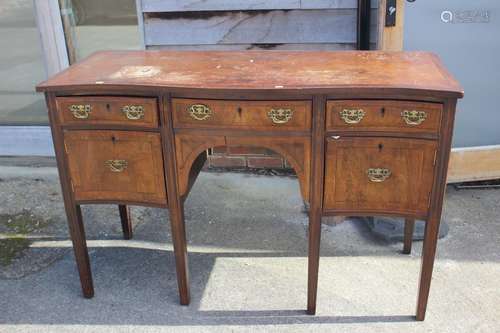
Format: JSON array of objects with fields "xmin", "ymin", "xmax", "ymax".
[{"xmin": 37, "ymin": 50, "xmax": 463, "ymax": 320}]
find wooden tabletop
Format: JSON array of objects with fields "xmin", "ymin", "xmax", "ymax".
[{"xmin": 37, "ymin": 50, "xmax": 463, "ymax": 97}]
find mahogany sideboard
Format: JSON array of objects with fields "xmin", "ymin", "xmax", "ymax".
[{"xmin": 36, "ymin": 50, "xmax": 463, "ymax": 320}]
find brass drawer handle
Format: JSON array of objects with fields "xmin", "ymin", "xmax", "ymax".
[
  {"xmin": 70, "ymin": 104, "xmax": 92, "ymax": 119},
  {"xmin": 105, "ymin": 159, "xmax": 128, "ymax": 172},
  {"xmin": 340, "ymin": 108, "xmax": 365, "ymax": 124},
  {"xmin": 189, "ymin": 104, "xmax": 212, "ymax": 121},
  {"xmin": 367, "ymin": 168, "xmax": 391, "ymax": 182},
  {"xmin": 401, "ymin": 110, "xmax": 427, "ymax": 126},
  {"xmin": 268, "ymin": 108, "xmax": 293, "ymax": 124},
  {"xmin": 122, "ymin": 105, "xmax": 144, "ymax": 120}
]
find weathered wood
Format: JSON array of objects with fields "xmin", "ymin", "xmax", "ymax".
[
  {"xmin": 144, "ymin": 9, "xmax": 377, "ymax": 46},
  {"xmin": 377, "ymin": 0, "xmax": 405, "ymax": 51},
  {"xmin": 37, "ymin": 50, "xmax": 462, "ymax": 319},
  {"xmin": 448, "ymin": 145, "xmax": 500, "ymax": 183},
  {"xmin": 148, "ymin": 43, "xmax": 359, "ymax": 51},
  {"xmin": 37, "ymin": 51, "xmax": 463, "ymax": 98},
  {"xmin": 140, "ymin": 0, "xmax": 378, "ymax": 12}
]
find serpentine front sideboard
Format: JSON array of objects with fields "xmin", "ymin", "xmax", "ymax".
[{"xmin": 36, "ymin": 50, "xmax": 463, "ymax": 320}]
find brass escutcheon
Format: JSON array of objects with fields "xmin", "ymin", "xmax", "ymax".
[
  {"xmin": 401, "ymin": 110, "xmax": 427, "ymax": 125},
  {"xmin": 340, "ymin": 108, "xmax": 365, "ymax": 124},
  {"xmin": 70, "ymin": 104, "xmax": 92, "ymax": 119},
  {"xmin": 122, "ymin": 105, "xmax": 144, "ymax": 120},
  {"xmin": 188, "ymin": 104, "xmax": 212, "ymax": 121},
  {"xmin": 268, "ymin": 108, "xmax": 293, "ymax": 124},
  {"xmin": 105, "ymin": 159, "xmax": 128, "ymax": 172},
  {"xmin": 367, "ymin": 168, "xmax": 391, "ymax": 182}
]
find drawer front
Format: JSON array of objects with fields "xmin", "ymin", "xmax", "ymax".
[
  {"xmin": 323, "ymin": 137, "xmax": 437, "ymax": 216},
  {"xmin": 172, "ymin": 99, "xmax": 312, "ymax": 131},
  {"xmin": 326, "ymin": 100, "xmax": 442, "ymax": 133},
  {"xmin": 56, "ymin": 96, "xmax": 158, "ymax": 128},
  {"xmin": 64, "ymin": 130, "xmax": 167, "ymax": 205}
]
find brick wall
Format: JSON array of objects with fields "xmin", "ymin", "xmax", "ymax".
[{"xmin": 207, "ymin": 147, "xmax": 292, "ymax": 169}]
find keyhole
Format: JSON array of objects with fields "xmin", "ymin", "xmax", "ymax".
[
  {"xmin": 237, "ymin": 107, "xmax": 242, "ymax": 115},
  {"xmin": 111, "ymin": 135, "xmax": 116, "ymax": 143},
  {"xmin": 380, "ymin": 107, "xmax": 385, "ymax": 116},
  {"xmin": 378, "ymin": 143, "xmax": 383, "ymax": 151},
  {"xmin": 106, "ymin": 104, "xmax": 110, "ymax": 111}
]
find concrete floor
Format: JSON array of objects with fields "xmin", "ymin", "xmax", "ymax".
[{"xmin": 0, "ymin": 163, "xmax": 499, "ymax": 332}]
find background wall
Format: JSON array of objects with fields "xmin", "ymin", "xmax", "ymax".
[{"xmin": 404, "ymin": 0, "xmax": 500, "ymax": 148}]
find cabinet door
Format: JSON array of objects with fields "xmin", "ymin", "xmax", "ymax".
[
  {"xmin": 64, "ymin": 130, "xmax": 167, "ymax": 205},
  {"xmin": 323, "ymin": 137, "xmax": 437, "ymax": 218}
]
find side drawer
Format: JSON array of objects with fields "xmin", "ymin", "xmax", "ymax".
[
  {"xmin": 323, "ymin": 136, "xmax": 437, "ymax": 217},
  {"xmin": 172, "ymin": 99, "xmax": 312, "ymax": 131},
  {"xmin": 56, "ymin": 96, "xmax": 158, "ymax": 128},
  {"xmin": 64, "ymin": 130, "xmax": 167, "ymax": 205},
  {"xmin": 326, "ymin": 100, "xmax": 442, "ymax": 133}
]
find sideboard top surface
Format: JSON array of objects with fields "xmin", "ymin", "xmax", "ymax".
[{"xmin": 37, "ymin": 50, "xmax": 463, "ymax": 98}]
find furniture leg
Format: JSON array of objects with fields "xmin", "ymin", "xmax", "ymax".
[
  {"xmin": 118, "ymin": 205, "xmax": 133, "ymax": 240},
  {"xmin": 169, "ymin": 201, "xmax": 190, "ymax": 305},
  {"xmin": 72, "ymin": 204, "xmax": 94, "ymax": 298},
  {"xmin": 416, "ymin": 218, "xmax": 440, "ymax": 321},
  {"xmin": 403, "ymin": 218, "xmax": 415, "ymax": 254},
  {"xmin": 307, "ymin": 210, "xmax": 322, "ymax": 315}
]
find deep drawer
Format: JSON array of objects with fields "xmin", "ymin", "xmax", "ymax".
[
  {"xmin": 323, "ymin": 136, "xmax": 437, "ymax": 217},
  {"xmin": 64, "ymin": 130, "xmax": 167, "ymax": 205},
  {"xmin": 326, "ymin": 100, "xmax": 442, "ymax": 133},
  {"xmin": 172, "ymin": 98, "xmax": 312, "ymax": 131},
  {"xmin": 56, "ymin": 96, "xmax": 158, "ymax": 128}
]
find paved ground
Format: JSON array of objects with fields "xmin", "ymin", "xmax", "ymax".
[{"xmin": 1, "ymin": 162, "xmax": 499, "ymax": 332}]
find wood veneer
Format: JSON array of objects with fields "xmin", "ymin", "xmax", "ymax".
[
  {"xmin": 37, "ymin": 50, "xmax": 463, "ymax": 321},
  {"xmin": 56, "ymin": 96, "xmax": 159, "ymax": 128}
]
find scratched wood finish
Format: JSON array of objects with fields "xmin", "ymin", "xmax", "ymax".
[
  {"xmin": 326, "ymin": 100, "xmax": 442, "ymax": 134},
  {"xmin": 64, "ymin": 130, "xmax": 167, "ymax": 205},
  {"xmin": 37, "ymin": 50, "xmax": 463, "ymax": 320},
  {"xmin": 36, "ymin": 51, "xmax": 462, "ymax": 97},
  {"xmin": 323, "ymin": 137, "xmax": 437, "ymax": 218},
  {"xmin": 56, "ymin": 96, "xmax": 159, "ymax": 128},
  {"xmin": 172, "ymin": 99, "xmax": 312, "ymax": 132}
]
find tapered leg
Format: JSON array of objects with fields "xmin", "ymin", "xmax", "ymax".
[
  {"xmin": 307, "ymin": 210, "xmax": 322, "ymax": 315},
  {"xmin": 416, "ymin": 218, "xmax": 440, "ymax": 321},
  {"xmin": 72, "ymin": 205, "xmax": 94, "ymax": 298},
  {"xmin": 118, "ymin": 205, "xmax": 133, "ymax": 240},
  {"xmin": 403, "ymin": 218, "xmax": 415, "ymax": 254},
  {"xmin": 169, "ymin": 201, "xmax": 190, "ymax": 305}
]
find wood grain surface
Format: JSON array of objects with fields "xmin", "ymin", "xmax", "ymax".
[
  {"xmin": 37, "ymin": 50, "xmax": 463, "ymax": 97},
  {"xmin": 172, "ymin": 99, "xmax": 312, "ymax": 131},
  {"xmin": 326, "ymin": 100, "xmax": 442, "ymax": 133},
  {"xmin": 64, "ymin": 130, "xmax": 167, "ymax": 205},
  {"xmin": 323, "ymin": 137, "xmax": 437, "ymax": 217}
]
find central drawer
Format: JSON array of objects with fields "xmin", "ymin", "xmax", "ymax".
[
  {"xmin": 64, "ymin": 130, "xmax": 167, "ymax": 205},
  {"xmin": 323, "ymin": 137, "xmax": 437, "ymax": 217},
  {"xmin": 172, "ymin": 98, "xmax": 312, "ymax": 131}
]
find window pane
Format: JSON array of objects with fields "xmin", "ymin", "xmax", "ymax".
[
  {"xmin": 59, "ymin": 0, "xmax": 140, "ymax": 63},
  {"xmin": 0, "ymin": 0, "xmax": 47, "ymax": 125}
]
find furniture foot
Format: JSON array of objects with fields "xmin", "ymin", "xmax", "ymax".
[
  {"xmin": 416, "ymin": 218, "xmax": 440, "ymax": 321},
  {"xmin": 72, "ymin": 205, "xmax": 94, "ymax": 298},
  {"xmin": 169, "ymin": 201, "xmax": 190, "ymax": 305},
  {"xmin": 118, "ymin": 205, "xmax": 133, "ymax": 240},
  {"xmin": 307, "ymin": 211, "xmax": 321, "ymax": 315},
  {"xmin": 403, "ymin": 218, "xmax": 415, "ymax": 254}
]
